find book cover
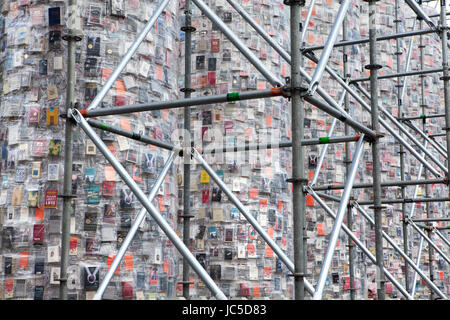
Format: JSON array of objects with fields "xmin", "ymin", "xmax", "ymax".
[{"xmin": 44, "ymin": 189, "xmax": 57, "ymax": 208}]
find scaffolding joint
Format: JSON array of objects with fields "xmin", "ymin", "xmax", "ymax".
[
  {"xmin": 364, "ymin": 63, "xmax": 383, "ymax": 70},
  {"xmin": 181, "ymin": 26, "xmax": 196, "ymax": 32},
  {"xmin": 283, "ymin": 0, "xmax": 305, "ymax": 6},
  {"xmin": 281, "ymin": 77, "xmax": 308, "ymax": 99},
  {"xmin": 286, "ymin": 177, "xmax": 308, "ymax": 184},
  {"xmin": 368, "ymin": 205, "xmax": 387, "ymax": 210},
  {"xmin": 62, "ymin": 33, "xmax": 83, "ymax": 42},
  {"xmin": 57, "ymin": 194, "xmax": 77, "ymax": 199},
  {"xmin": 180, "ymin": 87, "xmax": 196, "ymax": 93}
]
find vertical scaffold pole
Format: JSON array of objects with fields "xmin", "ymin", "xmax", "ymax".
[
  {"xmin": 417, "ymin": 4, "xmax": 434, "ymax": 299},
  {"xmin": 395, "ymin": 0, "xmax": 409, "ymax": 293},
  {"xmin": 287, "ymin": 0, "xmax": 307, "ymax": 300},
  {"xmin": 440, "ymin": 0, "xmax": 450, "ymax": 297},
  {"xmin": 366, "ymin": 0, "xmax": 385, "ymax": 300},
  {"xmin": 342, "ymin": 5, "xmax": 355, "ymax": 300},
  {"xmin": 181, "ymin": 0, "xmax": 194, "ymax": 300},
  {"xmin": 59, "ymin": 0, "xmax": 81, "ymax": 300},
  {"xmin": 441, "ymin": 0, "xmax": 450, "ymax": 182}
]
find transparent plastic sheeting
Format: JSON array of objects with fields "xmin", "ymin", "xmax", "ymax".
[{"xmin": 0, "ymin": 0, "xmax": 448, "ymax": 300}]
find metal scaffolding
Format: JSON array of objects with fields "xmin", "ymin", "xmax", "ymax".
[{"xmin": 58, "ymin": 0, "xmax": 450, "ymax": 300}]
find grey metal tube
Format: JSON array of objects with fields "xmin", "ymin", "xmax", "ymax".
[
  {"xmin": 407, "ymin": 218, "xmax": 450, "ymax": 265},
  {"xmin": 400, "ymin": 114, "xmax": 446, "ymax": 121},
  {"xmin": 182, "ymin": 0, "xmax": 193, "ymax": 299},
  {"xmin": 396, "ymin": 1, "xmax": 410, "ymax": 293},
  {"xmin": 300, "ymin": 0, "xmax": 317, "ymax": 43},
  {"xmin": 351, "ymin": 67, "xmax": 443, "ymax": 83},
  {"xmin": 94, "ymin": 152, "xmax": 175, "ymax": 300},
  {"xmin": 433, "ymin": 228, "xmax": 450, "ymax": 248},
  {"xmin": 82, "ymin": 88, "xmax": 282, "ymax": 117},
  {"xmin": 303, "ymin": 95, "xmax": 377, "ymax": 140},
  {"xmin": 312, "ymin": 178, "xmax": 446, "ymax": 191},
  {"xmin": 303, "ymin": 28, "xmax": 436, "ymax": 51},
  {"xmin": 357, "ymin": 197, "xmax": 450, "ymax": 205},
  {"xmin": 368, "ymin": 0, "xmax": 385, "ymax": 299},
  {"xmin": 201, "ymin": 135, "xmax": 360, "ymax": 155},
  {"xmin": 302, "ymin": 51, "xmax": 444, "ymax": 177},
  {"xmin": 404, "ymin": 121, "xmax": 447, "ymax": 157},
  {"xmin": 306, "ymin": 187, "xmax": 413, "ymax": 300},
  {"xmin": 404, "ymin": 0, "xmax": 438, "ymax": 30},
  {"xmin": 221, "ymin": 0, "xmax": 352, "ymax": 124},
  {"xmin": 87, "ymin": 0, "xmax": 171, "ymax": 111},
  {"xmin": 399, "ymin": 18, "xmax": 417, "ymax": 104},
  {"xmin": 354, "ymin": 83, "xmax": 446, "ymax": 176},
  {"xmin": 410, "ymin": 236, "xmax": 424, "ymax": 297},
  {"xmin": 290, "ymin": 0, "xmax": 306, "ymax": 299},
  {"xmin": 413, "ymin": 218, "xmax": 450, "ymax": 223},
  {"xmin": 310, "ymin": 86, "xmax": 348, "ymax": 186},
  {"xmin": 70, "ymin": 109, "xmax": 227, "ymax": 300},
  {"xmin": 429, "ymin": 132, "xmax": 446, "ymax": 137},
  {"xmin": 354, "ymin": 203, "xmax": 447, "ymax": 299},
  {"xmin": 440, "ymin": 0, "xmax": 450, "ymax": 189},
  {"xmin": 191, "ymin": 0, "xmax": 281, "ymax": 86},
  {"xmin": 313, "ymin": 134, "xmax": 365, "ymax": 300},
  {"xmin": 203, "ymin": 142, "xmax": 292, "ymax": 154},
  {"xmin": 192, "ymin": 148, "xmax": 316, "ymax": 295},
  {"xmin": 59, "ymin": 0, "xmax": 77, "ymax": 299},
  {"xmin": 342, "ymin": 12, "xmax": 355, "ymax": 300},
  {"xmin": 307, "ymin": 0, "xmax": 351, "ymax": 95},
  {"xmin": 86, "ymin": 118, "xmax": 181, "ymax": 153}
]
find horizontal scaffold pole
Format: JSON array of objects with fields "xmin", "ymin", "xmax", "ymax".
[
  {"xmin": 202, "ymin": 135, "xmax": 363, "ymax": 154},
  {"xmin": 357, "ymin": 197, "xmax": 450, "ymax": 205},
  {"xmin": 81, "ymin": 87, "xmax": 283, "ymax": 117},
  {"xmin": 302, "ymin": 95, "xmax": 377, "ymax": 140},
  {"xmin": 399, "ymin": 113, "xmax": 446, "ymax": 121},
  {"xmin": 302, "ymin": 28, "xmax": 436, "ymax": 52},
  {"xmin": 412, "ymin": 218, "xmax": 450, "ymax": 223},
  {"xmin": 315, "ymin": 192, "xmax": 450, "ymax": 205},
  {"xmin": 86, "ymin": 118, "xmax": 181, "ymax": 154},
  {"xmin": 350, "ymin": 68, "xmax": 443, "ymax": 83},
  {"xmin": 311, "ymin": 178, "xmax": 448, "ymax": 191},
  {"xmin": 429, "ymin": 132, "xmax": 446, "ymax": 137}
]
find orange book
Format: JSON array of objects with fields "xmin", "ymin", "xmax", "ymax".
[
  {"xmin": 35, "ymin": 206, "xmax": 45, "ymax": 221},
  {"xmin": 317, "ymin": 223, "xmax": 325, "ymax": 236},
  {"xmin": 107, "ymin": 254, "xmax": 120, "ymax": 275},
  {"xmin": 124, "ymin": 254, "xmax": 134, "ymax": 271},
  {"xmin": 19, "ymin": 252, "xmax": 29, "ymax": 269},
  {"xmin": 306, "ymin": 194, "xmax": 314, "ymax": 207}
]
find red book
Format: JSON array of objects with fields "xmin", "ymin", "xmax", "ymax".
[
  {"xmin": 44, "ymin": 189, "xmax": 58, "ymax": 208},
  {"xmin": 122, "ymin": 281, "xmax": 133, "ymax": 299},
  {"xmin": 202, "ymin": 189, "xmax": 209, "ymax": 203},
  {"xmin": 102, "ymin": 181, "xmax": 115, "ymax": 196},
  {"xmin": 114, "ymin": 95, "xmax": 126, "ymax": 106},
  {"xmin": 33, "ymin": 224, "xmax": 45, "ymax": 243},
  {"xmin": 240, "ymin": 283, "xmax": 249, "ymax": 297},
  {"xmin": 207, "ymin": 72, "xmax": 216, "ymax": 85},
  {"xmin": 210, "ymin": 38, "xmax": 220, "ymax": 52}
]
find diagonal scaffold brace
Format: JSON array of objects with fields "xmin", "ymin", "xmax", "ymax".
[
  {"xmin": 313, "ymin": 133, "xmax": 366, "ymax": 300},
  {"xmin": 191, "ymin": 147, "xmax": 316, "ymax": 296},
  {"xmin": 69, "ymin": 108, "xmax": 228, "ymax": 300}
]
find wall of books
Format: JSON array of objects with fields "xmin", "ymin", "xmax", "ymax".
[
  {"xmin": 0, "ymin": 0, "xmax": 182, "ymax": 300},
  {"xmin": 0, "ymin": 0, "xmax": 448, "ymax": 300}
]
